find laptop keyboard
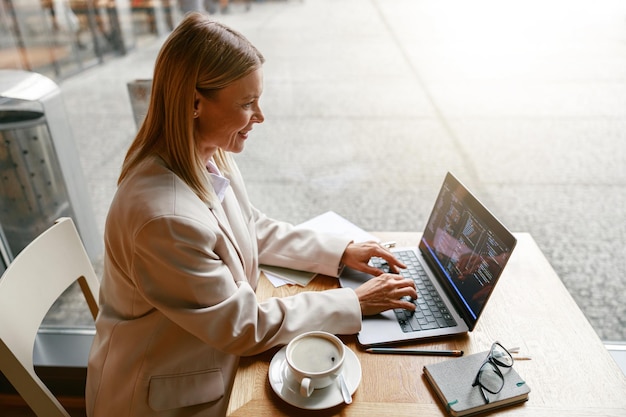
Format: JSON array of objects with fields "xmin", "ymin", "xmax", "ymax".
[{"xmin": 371, "ymin": 250, "xmax": 457, "ymax": 333}]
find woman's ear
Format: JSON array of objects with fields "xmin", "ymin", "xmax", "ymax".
[
  {"xmin": 193, "ymin": 92, "xmax": 201, "ymax": 112},
  {"xmin": 193, "ymin": 92, "xmax": 201, "ymax": 118}
]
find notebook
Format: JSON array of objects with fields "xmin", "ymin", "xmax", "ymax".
[
  {"xmin": 423, "ymin": 349, "xmax": 530, "ymax": 416},
  {"xmin": 339, "ymin": 172, "xmax": 517, "ymax": 346}
]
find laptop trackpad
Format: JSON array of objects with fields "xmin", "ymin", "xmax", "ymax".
[{"xmin": 339, "ymin": 267, "xmax": 373, "ymax": 291}]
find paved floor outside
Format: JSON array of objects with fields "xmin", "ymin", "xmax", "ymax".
[{"xmin": 50, "ymin": 0, "xmax": 626, "ymax": 341}]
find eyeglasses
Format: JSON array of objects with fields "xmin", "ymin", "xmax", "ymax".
[{"xmin": 472, "ymin": 342, "xmax": 514, "ymax": 404}]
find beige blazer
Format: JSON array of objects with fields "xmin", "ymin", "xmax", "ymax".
[{"xmin": 86, "ymin": 157, "xmax": 362, "ymax": 417}]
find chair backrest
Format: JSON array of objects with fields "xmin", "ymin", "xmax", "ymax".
[
  {"xmin": 127, "ymin": 79, "xmax": 152, "ymax": 128},
  {"xmin": 0, "ymin": 217, "xmax": 100, "ymax": 417}
]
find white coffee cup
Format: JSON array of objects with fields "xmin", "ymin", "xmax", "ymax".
[{"xmin": 285, "ymin": 331, "xmax": 346, "ymax": 397}]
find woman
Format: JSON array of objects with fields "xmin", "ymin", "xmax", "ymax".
[{"xmin": 86, "ymin": 13, "xmax": 417, "ymax": 417}]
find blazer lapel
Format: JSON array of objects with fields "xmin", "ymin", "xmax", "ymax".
[{"xmin": 206, "ymin": 197, "xmax": 246, "ymax": 272}]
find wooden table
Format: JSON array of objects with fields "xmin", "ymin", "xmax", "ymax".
[{"xmin": 227, "ymin": 233, "xmax": 626, "ymax": 416}]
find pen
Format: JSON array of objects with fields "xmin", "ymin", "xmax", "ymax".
[
  {"xmin": 381, "ymin": 241, "xmax": 396, "ymax": 248},
  {"xmin": 366, "ymin": 348, "xmax": 464, "ymax": 357}
]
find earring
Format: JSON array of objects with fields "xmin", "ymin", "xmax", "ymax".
[{"xmin": 193, "ymin": 111, "xmax": 198, "ymax": 118}]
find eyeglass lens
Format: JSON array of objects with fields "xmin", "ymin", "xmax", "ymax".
[
  {"xmin": 477, "ymin": 362, "xmax": 504, "ymax": 393},
  {"xmin": 490, "ymin": 343, "xmax": 513, "ymax": 367}
]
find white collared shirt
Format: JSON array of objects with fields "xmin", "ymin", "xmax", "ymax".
[{"xmin": 206, "ymin": 159, "xmax": 230, "ymax": 202}]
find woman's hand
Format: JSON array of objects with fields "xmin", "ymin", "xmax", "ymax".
[
  {"xmin": 354, "ymin": 273, "xmax": 418, "ymax": 315},
  {"xmin": 340, "ymin": 241, "xmax": 406, "ymax": 276},
  {"xmin": 340, "ymin": 241, "xmax": 417, "ymax": 315}
]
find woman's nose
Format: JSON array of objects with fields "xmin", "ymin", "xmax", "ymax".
[{"xmin": 253, "ymin": 104, "xmax": 264, "ymax": 123}]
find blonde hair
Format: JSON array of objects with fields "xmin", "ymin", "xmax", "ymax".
[{"xmin": 119, "ymin": 12, "xmax": 265, "ymax": 202}]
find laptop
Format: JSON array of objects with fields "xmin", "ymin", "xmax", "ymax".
[{"xmin": 339, "ymin": 172, "xmax": 517, "ymax": 346}]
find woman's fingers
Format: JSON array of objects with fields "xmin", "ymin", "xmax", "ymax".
[{"xmin": 354, "ymin": 274, "xmax": 417, "ymax": 316}]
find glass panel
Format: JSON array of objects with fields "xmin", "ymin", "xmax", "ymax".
[
  {"xmin": 69, "ymin": 0, "xmax": 129, "ymax": 57},
  {"xmin": 130, "ymin": 0, "xmax": 173, "ymax": 45},
  {"xmin": 0, "ymin": 2, "xmax": 169, "ymax": 338},
  {"xmin": 0, "ymin": 0, "xmax": 137, "ymax": 80},
  {"xmin": 0, "ymin": 1, "xmax": 23, "ymax": 71},
  {"xmin": 2, "ymin": 0, "xmax": 64, "ymax": 78}
]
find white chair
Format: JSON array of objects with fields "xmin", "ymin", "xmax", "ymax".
[{"xmin": 0, "ymin": 217, "xmax": 99, "ymax": 417}]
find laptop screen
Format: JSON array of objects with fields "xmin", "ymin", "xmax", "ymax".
[{"xmin": 419, "ymin": 173, "xmax": 516, "ymax": 328}]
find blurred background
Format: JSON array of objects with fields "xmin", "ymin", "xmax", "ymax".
[{"xmin": 1, "ymin": 0, "xmax": 625, "ymax": 347}]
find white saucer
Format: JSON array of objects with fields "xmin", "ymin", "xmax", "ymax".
[{"xmin": 269, "ymin": 344, "xmax": 362, "ymax": 410}]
